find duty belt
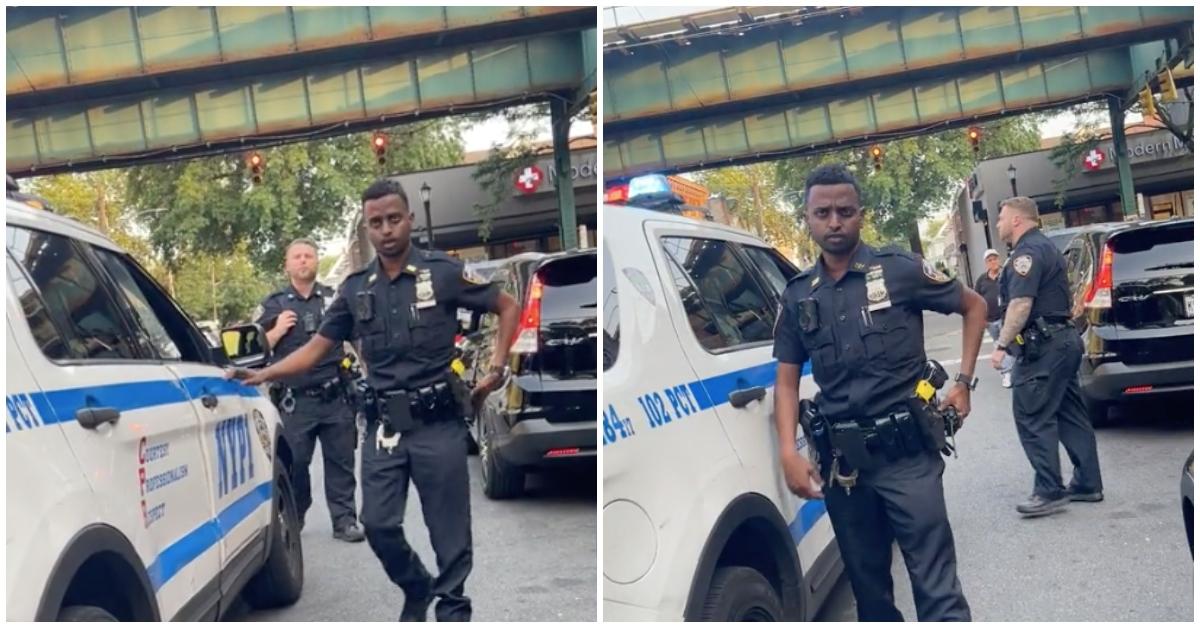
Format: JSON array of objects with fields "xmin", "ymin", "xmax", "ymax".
[{"xmin": 374, "ymin": 379, "xmax": 458, "ymax": 434}]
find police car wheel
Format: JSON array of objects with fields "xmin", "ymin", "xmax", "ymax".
[
  {"xmin": 58, "ymin": 605, "xmax": 118, "ymax": 621},
  {"xmin": 700, "ymin": 566, "xmax": 784, "ymax": 622},
  {"xmin": 479, "ymin": 414, "xmax": 524, "ymax": 499},
  {"xmin": 244, "ymin": 460, "xmax": 304, "ymax": 609}
]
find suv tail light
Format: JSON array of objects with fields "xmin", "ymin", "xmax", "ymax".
[
  {"xmin": 1085, "ymin": 242, "xmax": 1114, "ymax": 309},
  {"xmin": 512, "ymin": 273, "xmax": 544, "ymax": 354}
]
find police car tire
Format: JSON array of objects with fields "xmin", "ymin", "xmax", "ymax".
[
  {"xmin": 244, "ymin": 461, "xmax": 304, "ymax": 609},
  {"xmin": 58, "ymin": 605, "xmax": 118, "ymax": 621},
  {"xmin": 480, "ymin": 416, "xmax": 524, "ymax": 499},
  {"xmin": 700, "ymin": 566, "xmax": 784, "ymax": 622}
]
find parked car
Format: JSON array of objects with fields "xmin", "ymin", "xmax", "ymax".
[
  {"xmin": 1062, "ymin": 218, "xmax": 1194, "ymax": 424},
  {"xmin": 6, "ymin": 196, "xmax": 303, "ymax": 620},
  {"xmin": 1045, "ymin": 223, "xmax": 1126, "ymax": 254},
  {"xmin": 466, "ymin": 249, "xmax": 597, "ymax": 499}
]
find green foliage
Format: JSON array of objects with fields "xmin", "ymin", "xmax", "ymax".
[
  {"xmin": 26, "ymin": 171, "xmax": 155, "ymax": 264},
  {"xmin": 1047, "ymin": 102, "xmax": 1107, "ymax": 211},
  {"xmin": 171, "ymin": 249, "xmax": 274, "ymax": 326},
  {"xmin": 318, "ymin": 254, "xmax": 340, "ymax": 279},
  {"xmin": 775, "ymin": 114, "xmax": 1044, "ymax": 253},
  {"xmin": 125, "ymin": 120, "xmax": 464, "ymax": 270}
]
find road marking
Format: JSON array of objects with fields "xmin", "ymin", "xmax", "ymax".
[{"xmin": 939, "ymin": 355, "xmax": 991, "ymax": 367}]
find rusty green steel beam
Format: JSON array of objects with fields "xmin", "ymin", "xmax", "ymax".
[
  {"xmin": 1123, "ymin": 31, "xmax": 1193, "ymax": 106},
  {"xmin": 604, "ymin": 48, "xmax": 1135, "ymax": 180},
  {"xmin": 7, "ymin": 32, "xmax": 586, "ymax": 177},
  {"xmin": 603, "ymin": 6, "xmax": 1193, "ymax": 129},
  {"xmin": 6, "ymin": 6, "xmax": 591, "ymax": 97}
]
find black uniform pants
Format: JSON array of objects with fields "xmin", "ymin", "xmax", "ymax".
[
  {"xmin": 285, "ymin": 395, "xmax": 358, "ymax": 529},
  {"xmin": 1011, "ymin": 327, "xmax": 1104, "ymax": 499},
  {"xmin": 823, "ymin": 450, "xmax": 971, "ymax": 621},
  {"xmin": 361, "ymin": 418, "xmax": 472, "ymax": 622}
]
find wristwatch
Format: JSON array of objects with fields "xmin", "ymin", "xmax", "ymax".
[
  {"xmin": 488, "ymin": 364, "xmax": 508, "ymax": 378},
  {"xmin": 954, "ymin": 373, "xmax": 978, "ymax": 391}
]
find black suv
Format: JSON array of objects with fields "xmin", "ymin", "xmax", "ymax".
[
  {"xmin": 1063, "ymin": 218, "xmax": 1194, "ymax": 423},
  {"xmin": 465, "ymin": 250, "xmax": 597, "ymax": 498}
]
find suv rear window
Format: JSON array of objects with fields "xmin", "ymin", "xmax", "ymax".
[
  {"xmin": 1110, "ymin": 222, "xmax": 1194, "ymax": 280},
  {"xmin": 537, "ymin": 254, "xmax": 597, "ymax": 321}
]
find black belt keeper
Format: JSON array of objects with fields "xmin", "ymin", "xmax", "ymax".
[{"xmin": 292, "ymin": 379, "xmax": 341, "ymax": 402}]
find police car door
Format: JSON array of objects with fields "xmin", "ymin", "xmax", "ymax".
[
  {"xmin": 647, "ymin": 223, "xmax": 829, "ymax": 566},
  {"xmin": 5, "ymin": 225, "xmax": 220, "ymax": 618},
  {"xmin": 90, "ymin": 247, "xmax": 272, "ymax": 598}
]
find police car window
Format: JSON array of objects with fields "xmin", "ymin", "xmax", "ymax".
[
  {"xmin": 6, "ymin": 252, "xmax": 71, "ymax": 360},
  {"xmin": 602, "ymin": 242, "xmax": 619, "ymax": 370},
  {"xmin": 5, "ymin": 226, "xmax": 137, "ymax": 361},
  {"xmin": 93, "ymin": 248, "xmax": 183, "ymax": 361},
  {"xmin": 742, "ymin": 246, "xmax": 799, "ymax": 298},
  {"xmin": 661, "ymin": 237, "xmax": 776, "ymax": 351}
]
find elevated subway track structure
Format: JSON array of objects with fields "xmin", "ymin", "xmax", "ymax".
[
  {"xmin": 602, "ymin": 6, "xmax": 1193, "ymax": 181},
  {"xmin": 6, "ymin": 6, "xmax": 596, "ymax": 178}
]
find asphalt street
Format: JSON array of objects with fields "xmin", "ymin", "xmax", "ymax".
[
  {"xmin": 230, "ymin": 437, "xmax": 597, "ymax": 622},
  {"xmin": 816, "ymin": 310, "xmax": 1194, "ymax": 621}
]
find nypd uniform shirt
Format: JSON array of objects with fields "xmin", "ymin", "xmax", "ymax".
[
  {"xmin": 256, "ymin": 282, "xmax": 344, "ymax": 389},
  {"xmin": 319, "ymin": 250, "xmax": 500, "ymax": 392},
  {"xmin": 999, "ymin": 228, "xmax": 1073, "ymax": 320},
  {"xmin": 773, "ymin": 244, "xmax": 963, "ymax": 422}
]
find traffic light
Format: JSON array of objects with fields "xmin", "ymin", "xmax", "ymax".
[
  {"xmin": 1139, "ymin": 87, "xmax": 1156, "ymax": 114},
  {"xmin": 967, "ymin": 126, "xmax": 982, "ymax": 155},
  {"xmin": 372, "ymin": 132, "xmax": 388, "ymax": 165},
  {"xmin": 246, "ymin": 152, "xmax": 264, "ymax": 184},
  {"xmin": 869, "ymin": 144, "xmax": 884, "ymax": 171}
]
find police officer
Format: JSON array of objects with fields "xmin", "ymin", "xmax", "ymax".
[
  {"xmin": 773, "ymin": 164, "xmax": 987, "ymax": 621},
  {"xmin": 231, "ymin": 178, "xmax": 520, "ymax": 622},
  {"xmin": 991, "ymin": 196, "xmax": 1103, "ymax": 517},
  {"xmin": 256, "ymin": 238, "xmax": 365, "ymax": 543}
]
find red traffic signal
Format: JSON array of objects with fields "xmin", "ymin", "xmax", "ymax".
[
  {"xmin": 246, "ymin": 152, "xmax": 264, "ymax": 184},
  {"xmin": 869, "ymin": 144, "xmax": 883, "ymax": 171},
  {"xmin": 967, "ymin": 126, "xmax": 982, "ymax": 154},
  {"xmin": 372, "ymin": 132, "xmax": 388, "ymax": 165}
]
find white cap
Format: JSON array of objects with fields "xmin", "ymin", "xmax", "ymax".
[{"xmin": 983, "ymin": 248, "xmax": 1000, "ymax": 261}]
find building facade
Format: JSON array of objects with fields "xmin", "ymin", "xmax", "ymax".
[{"xmin": 952, "ymin": 126, "xmax": 1192, "ymax": 281}]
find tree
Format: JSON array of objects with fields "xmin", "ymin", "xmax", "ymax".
[
  {"xmin": 171, "ymin": 249, "xmax": 274, "ymax": 326},
  {"xmin": 125, "ymin": 119, "xmax": 464, "ymax": 271},
  {"xmin": 26, "ymin": 171, "xmax": 155, "ymax": 263},
  {"xmin": 775, "ymin": 115, "xmax": 1044, "ymax": 255},
  {"xmin": 468, "ymin": 102, "xmax": 591, "ymax": 241}
]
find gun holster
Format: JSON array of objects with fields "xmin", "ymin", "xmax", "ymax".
[{"xmin": 907, "ymin": 397, "xmax": 947, "ymax": 453}]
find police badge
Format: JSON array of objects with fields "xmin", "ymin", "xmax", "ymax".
[
  {"xmin": 416, "ymin": 268, "xmax": 436, "ymax": 309},
  {"xmin": 866, "ymin": 265, "xmax": 892, "ymax": 312}
]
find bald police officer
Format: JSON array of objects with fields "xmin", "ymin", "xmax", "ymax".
[
  {"xmin": 992, "ymin": 196, "xmax": 1103, "ymax": 517},
  {"xmin": 231, "ymin": 179, "xmax": 520, "ymax": 622},
  {"xmin": 774, "ymin": 164, "xmax": 987, "ymax": 621},
  {"xmin": 256, "ymin": 238, "xmax": 364, "ymax": 543}
]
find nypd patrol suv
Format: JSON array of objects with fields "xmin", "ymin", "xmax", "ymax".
[
  {"xmin": 6, "ymin": 195, "xmax": 303, "ymax": 620},
  {"xmin": 602, "ymin": 175, "xmax": 840, "ymax": 621}
]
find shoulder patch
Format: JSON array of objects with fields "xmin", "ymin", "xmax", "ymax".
[
  {"xmin": 462, "ymin": 265, "xmax": 489, "ymax": 286},
  {"xmin": 922, "ymin": 258, "xmax": 951, "ymax": 284},
  {"xmin": 1013, "ymin": 254, "xmax": 1033, "ymax": 276}
]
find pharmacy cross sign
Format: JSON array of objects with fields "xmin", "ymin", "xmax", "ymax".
[
  {"xmin": 515, "ymin": 165, "xmax": 544, "ymax": 194},
  {"xmin": 1083, "ymin": 148, "xmax": 1106, "ymax": 171}
]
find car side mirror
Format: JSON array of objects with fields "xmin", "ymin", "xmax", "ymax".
[{"xmin": 221, "ymin": 323, "xmax": 272, "ymax": 368}]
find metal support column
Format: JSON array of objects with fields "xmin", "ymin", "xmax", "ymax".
[
  {"xmin": 551, "ymin": 97, "xmax": 579, "ymax": 249},
  {"xmin": 1108, "ymin": 96, "xmax": 1138, "ymax": 219}
]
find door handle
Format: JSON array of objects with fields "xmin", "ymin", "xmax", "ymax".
[
  {"xmin": 729, "ymin": 386, "xmax": 767, "ymax": 409},
  {"xmin": 201, "ymin": 393, "xmax": 219, "ymax": 409},
  {"xmin": 75, "ymin": 407, "xmax": 121, "ymax": 429}
]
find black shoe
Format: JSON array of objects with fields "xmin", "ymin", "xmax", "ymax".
[
  {"xmin": 1016, "ymin": 494, "xmax": 1069, "ymax": 517},
  {"xmin": 332, "ymin": 523, "xmax": 365, "ymax": 543},
  {"xmin": 400, "ymin": 589, "xmax": 434, "ymax": 622},
  {"xmin": 1067, "ymin": 486, "xmax": 1104, "ymax": 502}
]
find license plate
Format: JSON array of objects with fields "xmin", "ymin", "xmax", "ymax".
[{"xmin": 1186, "ymin": 293, "xmax": 1194, "ymax": 318}]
